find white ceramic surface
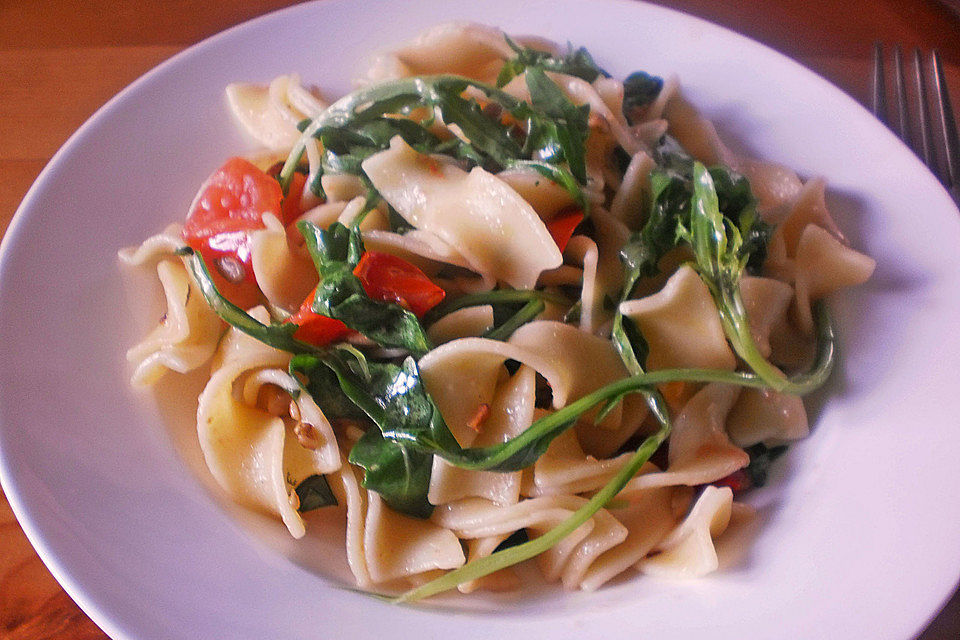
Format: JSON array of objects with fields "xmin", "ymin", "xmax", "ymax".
[{"xmin": 2, "ymin": 1, "xmax": 959, "ymax": 638}]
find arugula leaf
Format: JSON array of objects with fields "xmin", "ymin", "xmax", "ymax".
[
  {"xmin": 497, "ymin": 35, "xmax": 609, "ymax": 87},
  {"xmin": 280, "ymin": 75, "xmax": 589, "ymax": 211},
  {"xmin": 190, "ymin": 219, "xmax": 433, "ymax": 358},
  {"xmin": 622, "ymin": 71, "xmax": 664, "ymax": 122},
  {"xmin": 524, "ymin": 67, "xmax": 590, "ymax": 184},
  {"xmin": 386, "ymin": 203, "xmax": 415, "ymax": 234},
  {"xmin": 493, "ymin": 528, "xmax": 530, "ymax": 551},
  {"xmin": 483, "ymin": 298, "xmax": 545, "ymax": 341},
  {"xmin": 430, "ymin": 85, "xmax": 523, "ymax": 168},
  {"xmin": 621, "ymin": 171, "xmax": 690, "ymax": 282},
  {"xmin": 403, "ymin": 375, "xmax": 665, "ymax": 473},
  {"xmin": 710, "ymin": 168, "xmax": 771, "ymax": 273},
  {"xmin": 349, "ymin": 428, "xmax": 435, "ymax": 518},
  {"xmin": 610, "ymin": 312, "xmax": 649, "ymax": 376},
  {"xmin": 290, "ymin": 353, "xmax": 459, "ymax": 518},
  {"xmin": 743, "ymin": 443, "xmax": 788, "ymax": 488},
  {"xmin": 289, "ymin": 300, "xmax": 833, "ymax": 516},
  {"xmin": 509, "ymin": 159, "xmax": 587, "ymax": 210},
  {"xmin": 615, "ymin": 149, "xmax": 769, "ymax": 292},
  {"xmin": 295, "ymin": 475, "xmax": 338, "ymax": 512},
  {"xmin": 291, "ymin": 356, "xmax": 368, "ymax": 422},
  {"xmin": 298, "ymin": 221, "xmax": 432, "ymax": 356},
  {"xmin": 611, "ymin": 151, "xmax": 768, "ymax": 379},
  {"xmin": 679, "ymin": 163, "xmax": 827, "ymax": 393}
]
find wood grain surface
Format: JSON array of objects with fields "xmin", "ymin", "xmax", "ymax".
[{"xmin": 0, "ymin": 1, "xmax": 958, "ymax": 638}]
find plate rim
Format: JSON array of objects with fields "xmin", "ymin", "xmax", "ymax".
[{"xmin": 1, "ymin": 1, "xmax": 958, "ymax": 639}]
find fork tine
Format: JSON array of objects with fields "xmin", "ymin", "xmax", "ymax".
[
  {"xmin": 913, "ymin": 49, "xmax": 934, "ymax": 170},
  {"xmin": 872, "ymin": 43, "xmax": 887, "ymax": 122},
  {"xmin": 893, "ymin": 45, "xmax": 909, "ymax": 142},
  {"xmin": 931, "ymin": 50, "xmax": 960, "ymax": 186}
]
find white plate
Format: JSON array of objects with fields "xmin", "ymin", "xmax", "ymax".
[{"xmin": 2, "ymin": 1, "xmax": 959, "ymax": 638}]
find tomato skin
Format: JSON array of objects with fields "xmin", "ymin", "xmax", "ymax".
[
  {"xmin": 546, "ymin": 208, "xmax": 584, "ymax": 253},
  {"xmin": 714, "ymin": 469, "xmax": 751, "ymax": 494},
  {"xmin": 287, "ymin": 288, "xmax": 352, "ymax": 346},
  {"xmin": 181, "ymin": 158, "xmax": 285, "ymax": 309},
  {"xmin": 192, "ymin": 238, "xmax": 263, "ymax": 310},
  {"xmin": 352, "ymin": 251, "xmax": 446, "ymax": 317},
  {"xmin": 280, "ymin": 172, "xmax": 308, "ymax": 225},
  {"xmin": 182, "ymin": 157, "xmax": 283, "ymax": 241}
]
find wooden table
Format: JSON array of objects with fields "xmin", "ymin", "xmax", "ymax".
[{"xmin": 0, "ymin": 1, "xmax": 957, "ymax": 638}]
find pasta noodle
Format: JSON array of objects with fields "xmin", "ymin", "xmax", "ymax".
[{"xmin": 119, "ymin": 22, "xmax": 875, "ymax": 600}]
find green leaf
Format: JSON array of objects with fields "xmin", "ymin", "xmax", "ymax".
[
  {"xmin": 610, "ymin": 312, "xmax": 648, "ymax": 376},
  {"xmin": 611, "ymin": 152, "xmax": 778, "ymax": 389},
  {"xmin": 423, "ymin": 288, "xmax": 567, "ymax": 325},
  {"xmin": 423, "ymin": 377, "xmax": 664, "ymax": 473},
  {"xmin": 682, "ymin": 162, "xmax": 827, "ymax": 393},
  {"xmin": 295, "ymin": 475, "xmax": 338, "ymax": 512},
  {"xmin": 430, "ymin": 87, "xmax": 522, "ymax": 169},
  {"xmin": 289, "ymin": 355, "xmax": 367, "ymax": 422},
  {"xmin": 291, "ymin": 300, "xmax": 833, "ymax": 516},
  {"xmin": 743, "ymin": 443, "xmax": 789, "ymax": 488},
  {"xmin": 386, "ymin": 203, "xmax": 415, "ymax": 234},
  {"xmin": 349, "ymin": 428, "xmax": 435, "ymax": 518},
  {"xmin": 622, "ymin": 71, "xmax": 664, "ymax": 122},
  {"xmin": 524, "ymin": 67, "xmax": 590, "ymax": 184},
  {"xmin": 498, "ymin": 35, "xmax": 609, "ymax": 86},
  {"xmin": 297, "ymin": 221, "xmax": 432, "ymax": 356},
  {"xmin": 509, "ymin": 159, "xmax": 588, "ymax": 211},
  {"xmin": 280, "ymin": 74, "xmax": 591, "ymax": 213},
  {"xmin": 492, "ymin": 528, "xmax": 529, "ymax": 551},
  {"xmin": 291, "ymin": 354, "xmax": 459, "ymax": 518},
  {"xmin": 619, "ymin": 170, "xmax": 691, "ymax": 283}
]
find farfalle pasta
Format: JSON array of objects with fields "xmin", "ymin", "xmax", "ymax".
[{"xmin": 120, "ymin": 22, "xmax": 874, "ymax": 601}]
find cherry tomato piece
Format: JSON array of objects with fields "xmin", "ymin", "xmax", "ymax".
[
  {"xmin": 714, "ymin": 470, "xmax": 752, "ymax": 494},
  {"xmin": 352, "ymin": 251, "xmax": 446, "ymax": 317},
  {"xmin": 182, "ymin": 157, "xmax": 283, "ymax": 241},
  {"xmin": 181, "ymin": 157, "xmax": 285, "ymax": 309},
  {"xmin": 546, "ymin": 208, "xmax": 585, "ymax": 253},
  {"xmin": 287, "ymin": 287, "xmax": 352, "ymax": 346},
  {"xmin": 280, "ymin": 171, "xmax": 308, "ymax": 225}
]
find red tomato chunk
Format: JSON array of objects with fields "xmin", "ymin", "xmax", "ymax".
[
  {"xmin": 287, "ymin": 287, "xmax": 352, "ymax": 346},
  {"xmin": 181, "ymin": 157, "xmax": 286, "ymax": 309},
  {"xmin": 353, "ymin": 251, "xmax": 446, "ymax": 317},
  {"xmin": 546, "ymin": 208, "xmax": 584, "ymax": 253}
]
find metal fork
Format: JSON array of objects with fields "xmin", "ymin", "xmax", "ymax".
[{"xmin": 872, "ymin": 44, "xmax": 960, "ymax": 205}]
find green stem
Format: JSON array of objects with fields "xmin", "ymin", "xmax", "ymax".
[
  {"xmin": 394, "ymin": 414, "xmax": 672, "ymax": 603},
  {"xmin": 182, "ymin": 249, "xmax": 322, "ymax": 355},
  {"xmin": 424, "ymin": 289, "xmax": 567, "ymax": 325},
  {"xmin": 279, "ymin": 75, "xmax": 526, "ymax": 192},
  {"xmin": 721, "ymin": 287, "xmax": 834, "ymax": 395},
  {"xmin": 433, "ymin": 302, "xmax": 833, "ymax": 472},
  {"xmin": 483, "ymin": 299, "xmax": 545, "ymax": 341}
]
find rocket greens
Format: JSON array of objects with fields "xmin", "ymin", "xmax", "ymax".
[{"xmin": 280, "ymin": 72, "xmax": 590, "ymax": 209}]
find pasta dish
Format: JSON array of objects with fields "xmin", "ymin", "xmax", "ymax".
[{"xmin": 119, "ymin": 23, "xmax": 874, "ymax": 601}]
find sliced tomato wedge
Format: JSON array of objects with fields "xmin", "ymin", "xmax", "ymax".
[
  {"xmin": 546, "ymin": 208, "xmax": 584, "ymax": 253},
  {"xmin": 287, "ymin": 287, "xmax": 352, "ymax": 346},
  {"xmin": 181, "ymin": 157, "xmax": 285, "ymax": 309},
  {"xmin": 352, "ymin": 251, "xmax": 446, "ymax": 317}
]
